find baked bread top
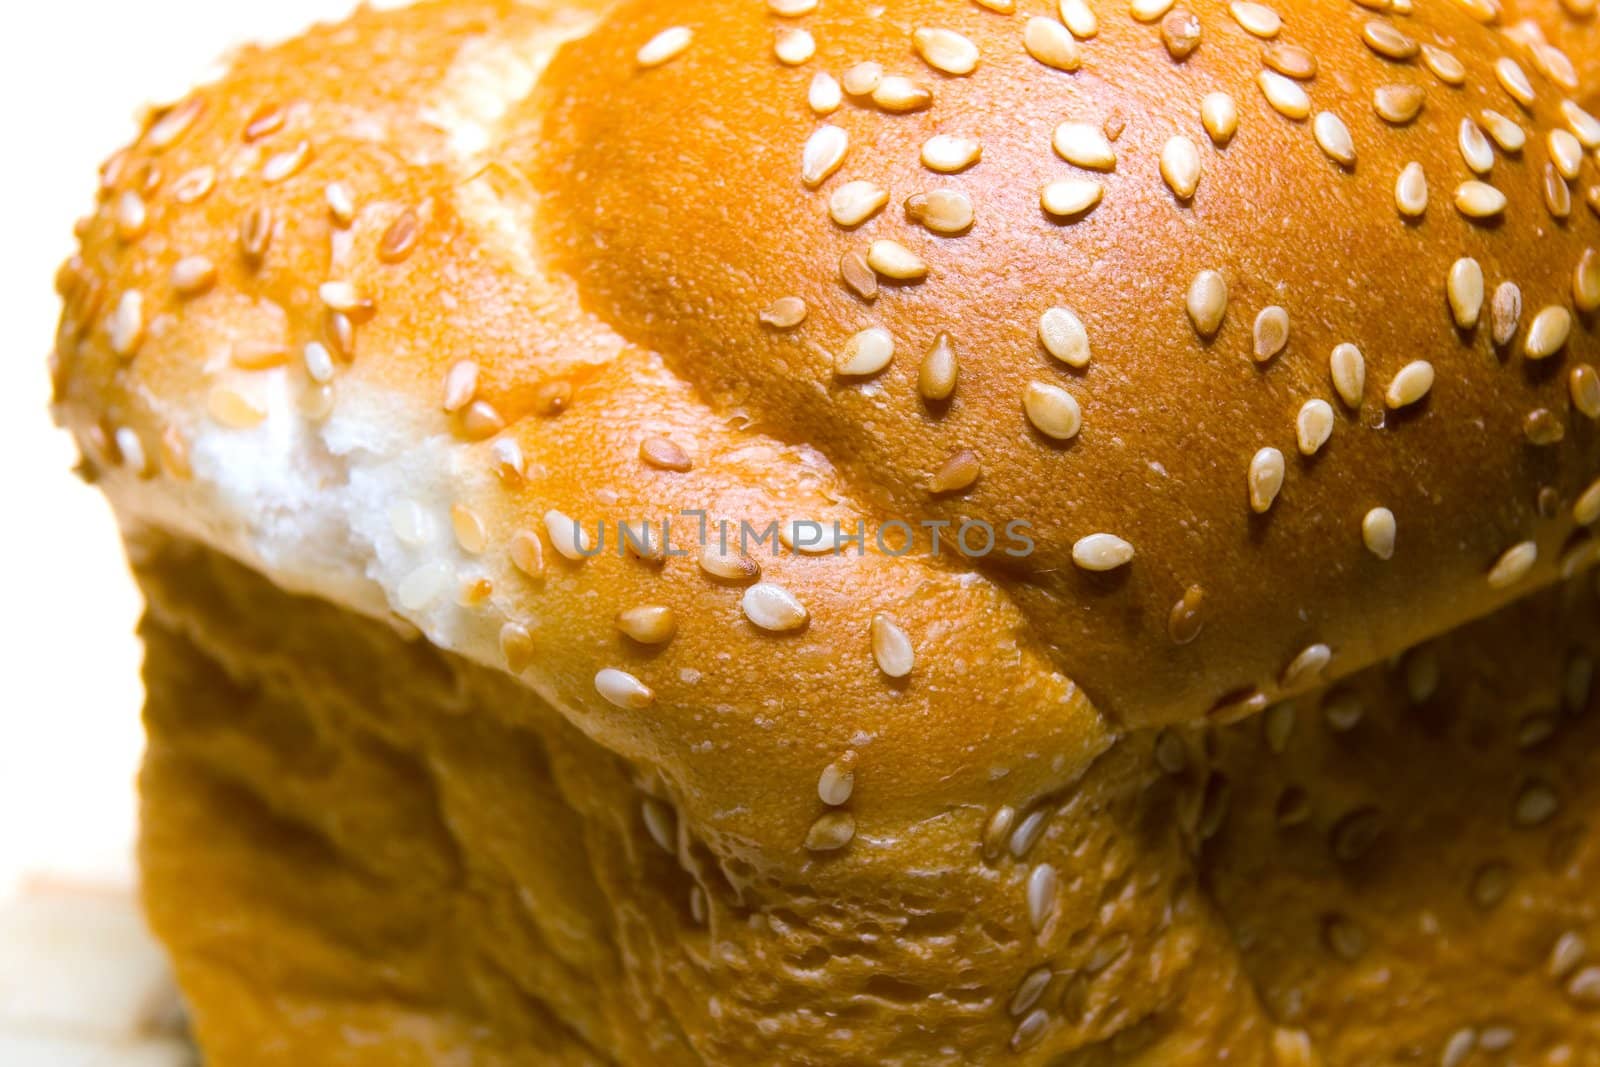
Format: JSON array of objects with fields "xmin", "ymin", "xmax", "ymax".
[{"xmin": 52, "ymin": 0, "xmax": 1600, "ymax": 859}]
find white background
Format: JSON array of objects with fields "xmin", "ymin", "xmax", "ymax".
[{"xmin": 0, "ymin": 0, "xmax": 362, "ymax": 902}]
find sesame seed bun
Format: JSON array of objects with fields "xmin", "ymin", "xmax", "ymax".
[{"xmin": 45, "ymin": 0, "xmax": 1600, "ymax": 1061}]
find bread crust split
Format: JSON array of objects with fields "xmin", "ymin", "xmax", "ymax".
[{"xmin": 44, "ymin": 0, "xmax": 1600, "ymax": 1061}]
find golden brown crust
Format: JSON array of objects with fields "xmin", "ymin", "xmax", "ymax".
[
  {"xmin": 134, "ymin": 534, "xmax": 1273, "ymax": 1066},
  {"xmin": 1203, "ymin": 576, "xmax": 1600, "ymax": 1064}
]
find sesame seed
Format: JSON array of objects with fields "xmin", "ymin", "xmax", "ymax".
[
  {"xmin": 1571, "ymin": 365, "xmax": 1600, "ymax": 419},
  {"xmin": 261, "ymin": 141, "xmax": 310, "ymax": 183},
  {"xmin": 1280, "ymin": 646, "xmax": 1331, "ymax": 687},
  {"xmin": 1480, "ymin": 110, "xmax": 1525, "ymax": 153},
  {"xmin": 1570, "ymin": 968, "xmax": 1600, "ymax": 1006},
  {"xmin": 1524, "ymin": 408, "xmax": 1564, "ymax": 446},
  {"xmin": 109, "ymin": 291, "xmax": 144, "ymax": 357},
  {"xmin": 1395, "ymin": 161, "xmax": 1428, "ymax": 217},
  {"xmin": 171, "ymin": 166, "xmax": 215, "ymax": 204},
  {"xmin": 1264, "ymin": 703, "xmax": 1296, "ymax": 751},
  {"xmin": 641, "ymin": 799, "xmax": 675, "ymax": 852},
  {"xmin": 320, "ymin": 182, "xmax": 363, "ymax": 233},
  {"xmin": 1201, "ymin": 92, "xmax": 1239, "ymax": 144},
  {"xmin": 1495, "ymin": 57, "xmax": 1535, "ymax": 108},
  {"xmin": 742, "ymin": 582, "xmax": 808, "ymax": 631},
  {"xmin": 464, "ymin": 397, "xmax": 507, "ymax": 439},
  {"xmin": 1329, "ymin": 805, "xmax": 1384, "ymax": 864},
  {"xmin": 1447, "ymin": 258, "xmax": 1484, "ymax": 330},
  {"xmin": 1574, "ymin": 249, "xmax": 1600, "ymax": 312},
  {"xmin": 1009, "ymin": 809, "xmax": 1049, "ymax": 858},
  {"xmin": 442, "ymin": 360, "xmax": 479, "ymax": 413},
  {"xmin": 871, "ymin": 76, "xmax": 933, "ymax": 112},
  {"xmin": 904, "ymin": 189, "xmax": 974, "ymax": 234},
  {"xmin": 170, "ymin": 255, "xmax": 216, "ymax": 298},
  {"xmin": 398, "ymin": 562, "xmax": 454, "ymax": 611},
  {"xmin": 913, "ymin": 27, "xmax": 980, "ymax": 75},
  {"xmin": 1011, "ymin": 1009, "xmax": 1049, "ymax": 1052},
  {"xmin": 1040, "ymin": 179, "xmax": 1103, "ymax": 218},
  {"xmin": 206, "ymin": 385, "xmax": 267, "ymax": 429},
  {"xmin": 1168, "ymin": 584, "xmax": 1205, "ymax": 644},
  {"xmin": 1489, "ymin": 541, "xmax": 1538, "ymax": 589},
  {"xmin": 1513, "ymin": 778, "xmax": 1558, "ymax": 823},
  {"xmin": 1249, "ymin": 447, "xmax": 1285, "ymax": 513},
  {"xmin": 808, "ymin": 71, "xmax": 841, "ymax": 115},
  {"xmin": 829, "ymin": 181, "xmax": 889, "ymax": 227},
  {"xmin": 1363, "ymin": 507, "xmax": 1397, "ymax": 560},
  {"xmin": 443, "ymin": 502, "xmax": 485, "ymax": 554},
  {"xmin": 494, "ymin": 622, "xmax": 533, "ymax": 672},
  {"xmin": 1311, "ymin": 112, "xmax": 1355, "ymax": 166},
  {"xmin": 239, "ymin": 203, "xmax": 273, "ymax": 266},
  {"xmin": 921, "ymin": 134, "xmax": 982, "ymax": 173},
  {"xmin": 774, "ymin": 28, "xmax": 815, "ymax": 65},
  {"xmin": 1547, "ymin": 165, "xmax": 1574, "ymax": 220},
  {"xmin": 1551, "ymin": 130, "xmax": 1584, "ymax": 180},
  {"xmin": 1385, "ymin": 360, "xmax": 1434, "ymax": 408},
  {"xmin": 1130, "ymin": 0, "xmax": 1175, "ymax": 22},
  {"xmin": 871, "ymin": 613, "xmax": 915, "ymax": 677},
  {"xmin": 1534, "ymin": 42, "xmax": 1578, "ymax": 91},
  {"xmin": 637, "ymin": 26, "xmax": 692, "ymax": 68},
  {"xmin": 1010, "ymin": 966, "xmax": 1053, "ymax": 1017},
  {"xmin": 230, "ymin": 341, "xmax": 288, "ymax": 370},
  {"xmin": 1052, "ymin": 122, "xmax": 1117, "ymax": 170},
  {"xmin": 1296, "ymin": 399, "xmax": 1334, "ymax": 455},
  {"xmin": 318, "ymin": 281, "xmax": 365, "ymax": 314},
  {"xmin": 1525, "ymin": 306, "xmax": 1573, "ymax": 359},
  {"xmin": 303, "ymin": 341, "xmax": 334, "ymax": 384},
  {"xmin": 759, "ymin": 296, "xmax": 808, "ymax": 329},
  {"xmin": 817, "ymin": 752, "xmax": 856, "ymax": 806},
  {"xmin": 114, "ymin": 190, "xmax": 147, "ymax": 241},
  {"xmin": 1023, "ymin": 17, "xmax": 1082, "ymax": 71},
  {"xmin": 1023, "ymin": 381, "xmax": 1082, "ymax": 440},
  {"xmin": 841, "ymin": 251, "xmax": 879, "ymax": 300},
  {"xmin": 145, "ymin": 97, "xmax": 202, "ymax": 148},
  {"xmin": 802, "ymin": 126, "xmax": 849, "ymax": 188},
  {"xmin": 983, "ymin": 805, "xmax": 1017, "ymax": 860},
  {"xmin": 243, "ymin": 103, "xmax": 285, "ymax": 141},
  {"xmin": 930, "ymin": 448, "xmax": 980, "ymax": 493},
  {"xmin": 768, "ymin": 0, "xmax": 816, "ymax": 14},
  {"xmin": 1561, "ymin": 100, "xmax": 1600, "ymax": 148},
  {"xmin": 1258, "ymin": 71, "xmax": 1310, "ymax": 119},
  {"xmin": 639, "ymin": 436, "xmax": 692, "ymax": 472},
  {"xmin": 1361, "ymin": 20, "xmax": 1417, "ymax": 61},
  {"xmin": 1072, "ymin": 533, "xmax": 1135, "ymax": 571},
  {"xmin": 1323, "ymin": 915, "xmax": 1368, "ymax": 960},
  {"xmin": 1161, "ymin": 9, "xmax": 1202, "ymax": 60},
  {"xmin": 1253, "ymin": 305, "xmax": 1290, "ymax": 361},
  {"xmin": 1025, "ymin": 863, "xmax": 1058, "ymax": 932},
  {"xmin": 1550, "ymin": 932, "xmax": 1588, "ymax": 979},
  {"xmin": 509, "ymin": 530, "xmax": 544, "ymax": 578},
  {"xmin": 1230, "ymin": 1, "xmax": 1281, "ymax": 37},
  {"xmin": 1491, "ymin": 282, "xmax": 1522, "ymax": 347},
  {"xmin": 1459, "ymin": 119, "xmax": 1494, "ymax": 175},
  {"xmin": 836, "ymin": 326, "xmax": 895, "ymax": 376},
  {"xmin": 544, "ymin": 510, "xmax": 591, "ymax": 560},
  {"xmin": 919, "ymin": 333, "xmax": 958, "ymax": 400},
  {"xmin": 379, "ymin": 209, "xmax": 421, "ymax": 263},
  {"xmin": 1420, "ymin": 43, "xmax": 1465, "ymax": 85},
  {"xmin": 1264, "ymin": 43, "xmax": 1316, "ymax": 79},
  {"xmin": 1373, "ymin": 85, "xmax": 1424, "ymax": 125},
  {"xmin": 805, "ymin": 811, "xmax": 855, "ymax": 851},
  {"xmin": 1039, "ymin": 307, "xmax": 1090, "ymax": 367},
  {"xmin": 1186, "ymin": 269, "xmax": 1228, "ymax": 337},
  {"xmin": 615, "ymin": 603, "xmax": 677, "ymax": 647},
  {"xmin": 598, "ymin": 668, "xmax": 652, "ymax": 710},
  {"xmin": 115, "ymin": 428, "xmax": 147, "ymax": 476},
  {"xmin": 1060, "ymin": 0, "xmax": 1098, "ymax": 37},
  {"xmin": 1160, "ymin": 136, "xmax": 1202, "ymax": 199},
  {"xmin": 1454, "ymin": 180, "xmax": 1506, "ymax": 220},
  {"xmin": 842, "ymin": 62, "xmax": 883, "ymax": 96}
]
